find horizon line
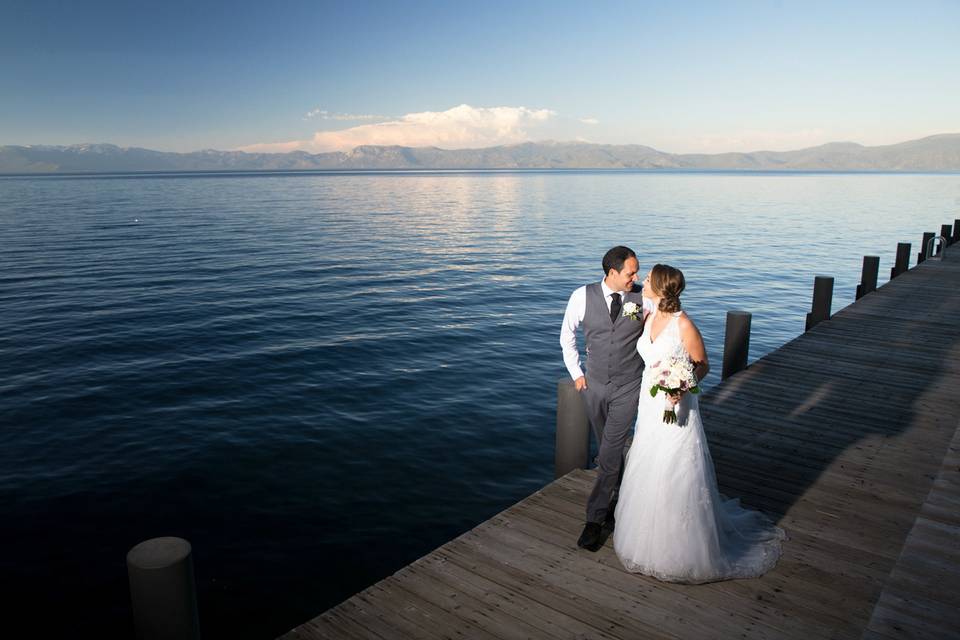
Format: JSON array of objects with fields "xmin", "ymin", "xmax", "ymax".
[
  {"xmin": 4, "ymin": 169, "xmax": 960, "ymax": 180},
  {"xmin": 5, "ymin": 131, "xmax": 960, "ymax": 159}
]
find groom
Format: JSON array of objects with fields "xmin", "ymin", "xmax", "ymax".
[{"xmin": 560, "ymin": 245, "xmax": 652, "ymax": 551}]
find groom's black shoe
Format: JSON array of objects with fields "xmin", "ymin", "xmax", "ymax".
[{"xmin": 577, "ymin": 522, "xmax": 604, "ymax": 552}]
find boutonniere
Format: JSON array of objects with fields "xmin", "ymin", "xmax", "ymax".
[{"xmin": 622, "ymin": 301, "xmax": 642, "ymax": 321}]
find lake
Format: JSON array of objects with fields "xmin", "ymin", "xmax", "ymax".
[{"xmin": 0, "ymin": 170, "xmax": 956, "ymax": 638}]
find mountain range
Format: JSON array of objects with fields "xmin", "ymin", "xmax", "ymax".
[{"xmin": 2, "ymin": 134, "xmax": 959, "ymax": 173}]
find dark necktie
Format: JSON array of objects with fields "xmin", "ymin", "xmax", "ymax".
[{"xmin": 610, "ymin": 293, "xmax": 622, "ymax": 323}]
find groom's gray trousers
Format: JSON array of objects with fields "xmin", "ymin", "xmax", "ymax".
[{"xmin": 581, "ymin": 373, "xmax": 643, "ymax": 523}]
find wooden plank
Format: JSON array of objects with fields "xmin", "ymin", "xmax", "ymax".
[
  {"xmin": 333, "ymin": 596, "xmax": 438, "ymax": 640},
  {"xmin": 465, "ymin": 517, "xmax": 795, "ymax": 640},
  {"xmin": 312, "ymin": 607, "xmax": 380, "ymax": 640},
  {"xmin": 440, "ymin": 537, "xmax": 681, "ymax": 640},
  {"xmin": 417, "ymin": 550, "xmax": 624, "ymax": 640},
  {"xmin": 522, "ymin": 479, "xmax": 888, "ymax": 621},
  {"xmin": 438, "ymin": 543, "xmax": 656, "ymax": 640},
  {"xmin": 863, "ymin": 415, "xmax": 960, "ymax": 640},
  {"xmin": 359, "ymin": 578, "xmax": 503, "ymax": 640},
  {"xmin": 493, "ymin": 503, "xmax": 859, "ymax": 639},
  {"xmin": 866, "ymin": 596, "xmax": 960, "ymax": 640},
  {"xmin": 392, "ymin": 564, "xmax": 549, "ymax": 640},
  {"xmin": 502, "ymin": 488, "xmax": 859, "ymax": 629}
]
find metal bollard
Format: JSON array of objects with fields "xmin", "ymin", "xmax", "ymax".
[
  {"xmin": 917, "ymin": 232, "xmax": 934, "ymax": 263},
  {"xmin": 127, "ymin": 537, "xmax": 201, "ymax": 640},
  {"xmin": 805, "ymin": 276, "xmax": 834, "ymax": 331},
  {"xmin": 555, "ymin": 377, "xmax": 590, "ymax": 478},
  {"xmin": 939, "ymin": 224, "xmax": 952, "ymax": 252},
  {"xmin": 855, "ymin": 256, "xmax": 880, "ymax": 299},
  {"xmin": 721, "ymin": 311, "xmax": 752, "ymax": 380},
  {"xmin": 890, "ymin": 242, "xmax": 911, "ymax": 279}
]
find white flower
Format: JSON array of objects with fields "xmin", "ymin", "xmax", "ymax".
[
  {"xmin": 621, "ymin": 301, "xmax": 642, "ymax": 321},
  {"xmin": 648, "ymin": 344, "xmax": 702, "ymax": 425}
]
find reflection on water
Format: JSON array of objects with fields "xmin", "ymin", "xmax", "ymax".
[{"xmin": 0, "ymin": 170, "xmax": 957, "ymax": 638}]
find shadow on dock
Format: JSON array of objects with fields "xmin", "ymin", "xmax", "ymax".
[{"xmin": 704, "ymin": 251, "xmax": 959, "ymax": 527}]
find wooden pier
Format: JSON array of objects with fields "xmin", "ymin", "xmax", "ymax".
[{"xmin": 282, "ymin": 247, "xmax": 960, "ymax": 639}]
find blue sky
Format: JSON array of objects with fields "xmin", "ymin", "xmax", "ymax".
[{"xmin": 1, "ymin": 0, "xmax": 957, "ymax": 153}]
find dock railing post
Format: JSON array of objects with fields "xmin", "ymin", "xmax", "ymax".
[
  {"xmin": 127, "ymin": 537, "xmax": 201, "ymax": 640},
  {"xmin": 939, "ymin": 224, "xmax": 952, "ymax": 252},
  {"xmin": 890, "ymin": 242, "xmax": 911, "ymax": 279},
  {"xmin": 555, "ymin": 378, "xmax": 590, "ymax": 479},
  {"xmin": 721, "ymin": 311, "xmax": 751, "ymax": 380},
  {"xmin": 855, "ymin": 256, "xmax": 880, "ymax": 300},
  {"xmin": 805, "ymin": 276, "xmax": 834, "ymax": 331},
  {"xmin": 952, "ymin": 219, "xmax": 960, "ymax": 245},
  {"xmin": 917, "ymin": 232, "xmax": 935, "ymax": 264}
]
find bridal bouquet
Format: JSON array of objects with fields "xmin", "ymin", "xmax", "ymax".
[{"xmin": 648, "ymin": 346, "xmax": 701, "ymax": 424}]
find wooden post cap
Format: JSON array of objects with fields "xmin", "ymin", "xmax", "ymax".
[{"xmin": 127, "ymin": 537, "xmax": 192, "ymax": 570}]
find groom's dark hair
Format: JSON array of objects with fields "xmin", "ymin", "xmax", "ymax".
[{"xmin": 602, "ymin": 246, "xmax": 637, "ymax": 275}]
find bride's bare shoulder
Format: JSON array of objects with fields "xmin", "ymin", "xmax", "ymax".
[{"xmin": 676, "ymin": 311, "xmax": 701, "ymax": 334}]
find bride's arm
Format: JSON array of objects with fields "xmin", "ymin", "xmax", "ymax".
[{"xmin": 678, "ymin": 313, "xmax": 710, "ymax": 383}]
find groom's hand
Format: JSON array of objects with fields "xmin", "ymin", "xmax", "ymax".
[{"xmin": 574, "ymin": 376, "xmax": 588, "ymax": 391}]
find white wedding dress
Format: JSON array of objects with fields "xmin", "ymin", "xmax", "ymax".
[{"xmin": 613, "ymin": 310, "xmax": 785, "ymax": 583}]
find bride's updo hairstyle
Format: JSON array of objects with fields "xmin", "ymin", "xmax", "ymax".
[{"xmin": 651, "ymin": 264, "xmax": 685, "ymax": 313}]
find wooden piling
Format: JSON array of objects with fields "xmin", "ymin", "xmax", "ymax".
[
  {"xmin": 917, "ymin": 231, "xmax": 935, "ymax": 263},
  {"xmin": 890, "ymin": 242, "xmax": 911, "ymax": 279},
  {"xmin": 855, "ymin": 255, "xmax": 880, "ymax": 299},
  {"xmin": 555, "ymin": 378, "xmax": 590, "ymax": 479},
  {"xmin": 721, "ymin": 311, "xmax": 752, "ymax": 380},
  {"xmin": 939, "ymin": 224, "xmax": 952, "ymax": 252},
  {"xmin": 804, "ymin": 275, "xmax": 834, "ymax": 331},
  {"xmin": 127, "ymin": 537, "xmax": 200, "ymax": 640}
]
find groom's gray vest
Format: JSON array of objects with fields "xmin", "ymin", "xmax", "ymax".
[{"xmin": 583, "ymin": 283, "xmax": 646, "ymax": 385}]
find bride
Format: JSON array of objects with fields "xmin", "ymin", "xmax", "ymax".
[{"xmin": 613, "ymin": 264, "xmax": 785, "ymax": 583}]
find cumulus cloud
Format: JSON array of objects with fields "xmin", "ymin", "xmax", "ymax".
[{"xmin": 242, "ymin": 104, "xmax": 557, "ymax": 153}]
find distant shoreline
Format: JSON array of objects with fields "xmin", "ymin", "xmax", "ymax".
[
  {"xmin": 3, "ymin": 168, "xmax": 960, "ymax": 179},
  {"xmin": 3, "ymin": 134, "xmax": 959, "ymax": 174}
]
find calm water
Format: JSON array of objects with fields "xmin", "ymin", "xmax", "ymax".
[{"xmin": 1, "ymin": 171, "xmax": 957, "ymax": 638}]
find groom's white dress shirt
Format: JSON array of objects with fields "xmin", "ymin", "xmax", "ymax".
[{"xmin": 560, "ymin": 280, "xmax": 655, "ymax": 381}]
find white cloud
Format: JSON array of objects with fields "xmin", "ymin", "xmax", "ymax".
[
  {"xmin": 579, "ymin": 117, "xmax": 600, "ymax": 125},
  {"xmin": 244, "ymin": 104, "xmax": 557, "ymax": 153},
  {"xmin": 303, "ymin": 109, "xmax": 389, "ymax": 121}
]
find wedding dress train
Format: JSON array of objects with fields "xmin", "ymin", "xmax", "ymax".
[{"xmin": 613, "ymin": 311, "xmax": 785, "ymax": 583}]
